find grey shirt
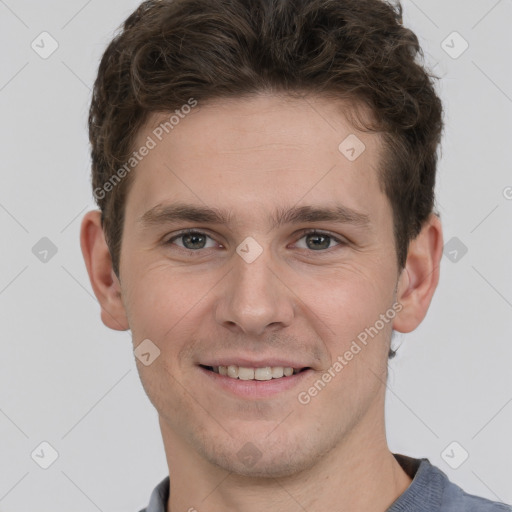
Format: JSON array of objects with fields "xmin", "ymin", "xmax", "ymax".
[{"xmin": 138, "ymin": 453, "xmax": 511, "ymax": 512}]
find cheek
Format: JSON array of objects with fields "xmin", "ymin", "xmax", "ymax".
[
  {"xmin": 123, "ymin": 261, "xmax": 207, "ymax": 340},
  {"xmin": 298, "ymin": 267, "xmax": 392, "ymax": 332},
  {"xmin": 123, "ymin": 246, "xmax": 396, "ymax": 355},
  {"xmin": 297, "ymin": 273, "xmax": 395, "ymax": 390}
]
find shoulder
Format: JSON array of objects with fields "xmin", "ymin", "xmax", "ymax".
[
  {"xmin": 137, "ymin": 475, "xmax": 170, "ymax": 512},
  {"xmin": 440, "ymin": 475, "xmax": 511, "ymax": 512},
  {"xmin": 429, "ymin": 461, "xmax": 511, "ymax": 512},
  {"xmin": 390, "ymin": 454, "xmax": 511, "ymax": 512}
]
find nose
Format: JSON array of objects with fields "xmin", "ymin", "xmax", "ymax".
[{"xmin": 214, "ymin": 246, "xmax": 295, "ymax": 336}]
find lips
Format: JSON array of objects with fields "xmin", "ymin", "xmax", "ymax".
[
  {"xmin": 198, "ymin": 357, "xmax": 311, "ymax": 370},
  {"xmin": 200, "ymin": 364, "xmax": 311, "ymax": 380},
  {"xmin": 198, "ymin": 362, "xmax": 313, "ymax": 399}
]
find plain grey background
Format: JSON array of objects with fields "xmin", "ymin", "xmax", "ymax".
[{"xmin": 1, "ymin": 0, "xmax": 511, "ymax": 510}]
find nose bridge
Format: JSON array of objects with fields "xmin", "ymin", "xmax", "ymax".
[{"xmin": 215, "ymin": 241, "xmax": 294, "ymax": 334}]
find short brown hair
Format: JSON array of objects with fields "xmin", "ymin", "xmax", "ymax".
[{"xmin": 88, "ymin": 0, "xmax": 443, "ymax": 279}]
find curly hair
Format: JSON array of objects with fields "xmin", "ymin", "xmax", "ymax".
[{"xmin": 89, "ymin": 0, "xmax": 443, "ymax": 284}]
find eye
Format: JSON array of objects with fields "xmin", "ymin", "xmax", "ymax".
[
  {"xmin": 165, "ymin": 229, "xmax": 218, "ymax": 251},
  {"xmin": 164, "ymin": 228, "xmax": 346, "ymax": 253},
  {"xmin": 294, "ymin": 229, "xmax": 345, "ymax": 251}
]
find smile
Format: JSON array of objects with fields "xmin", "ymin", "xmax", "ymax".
[
  {"xmin": 201, "ymin": 364, "xmax": 310, "ymax": 381},
  {"xmin": 199, "ymin": 364, "xmax": 313, "ymax": 399}
]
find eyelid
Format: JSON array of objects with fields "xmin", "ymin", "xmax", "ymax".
[
  {"xmin": 292, "ymin": 228, "xmax": 347, "ymax": 250},
  {"xmin": 165, "ymin": 228, "xmax": 221, "ymax": 248},
  {"xmin": 294, "ymin": 228, "xmax": 346, "ymax": 243},
  {"xmin": 164, "ymin": 228, "xmax": 347, "ymax": 251}
]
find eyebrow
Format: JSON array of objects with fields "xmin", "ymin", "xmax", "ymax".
[
  {"xmin": 138, "ymin": 202, "xmax": 372, "ymax": 231},
  {"xmin": 138, "ymin": 203, "xmax": 371, "ymax": 233}
]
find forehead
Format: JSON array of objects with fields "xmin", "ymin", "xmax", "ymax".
[{"xmin": 125, "ymin": 93, "xmax": 390, "ymax": 231}]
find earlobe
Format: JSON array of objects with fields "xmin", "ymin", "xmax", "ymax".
[
  {"xmin": 392, "ymin": 213, "xmax": 444, "ymax": 334},
  {"xmin": 80, "ymin": 210, "xmax": 130, "ymax": 331}
]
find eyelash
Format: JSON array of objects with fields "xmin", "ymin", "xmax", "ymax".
[{"xmin": 164, "ymin": 228, "xmax": 346, "ymax": 254}]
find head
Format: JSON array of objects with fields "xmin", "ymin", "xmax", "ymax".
[{"xmin": 81, "ymin": 0, "xmax": 444, "ymax": 478}]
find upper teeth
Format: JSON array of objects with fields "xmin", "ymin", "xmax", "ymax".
[{"xmin": 214, "ymin": 365, "xmax": 296, "ymax": 380}]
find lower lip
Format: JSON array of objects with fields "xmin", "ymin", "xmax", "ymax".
[{"xmin": 199, "ymin": 366, "xmax": 313, "ymax": 399}]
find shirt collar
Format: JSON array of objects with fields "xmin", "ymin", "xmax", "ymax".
[
  {"xmin": 387, "ymin": 453, "xmax": 444, "ymax": 511},
  {"xmin": 142, "ymin": 454, "xmax": 443, "ymax": 512}
]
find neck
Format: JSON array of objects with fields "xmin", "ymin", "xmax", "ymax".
[{"xmin": 161, "ymin": 413, "xmax": 412, "ymax": 512}]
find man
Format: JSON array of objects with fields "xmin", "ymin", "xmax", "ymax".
[{"xmin": 80, "ymin": 0, "xmax": 511, "ymax": 510}]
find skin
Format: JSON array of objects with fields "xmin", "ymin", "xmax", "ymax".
[{"xmin": 81, "ymin": 93, "xmax": 443, "ymax": 511}]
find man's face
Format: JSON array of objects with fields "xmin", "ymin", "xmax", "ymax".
[{"xmin": 118, "ymin": 94, "xmax": 402, "ymax": 477}]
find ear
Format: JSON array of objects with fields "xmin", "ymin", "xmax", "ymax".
[
  {"xmin": 392, "ymin": 212, "xmax": 444, "ymax": 333},
  {"xmin": 80, "ymin": 210, "xmax": 129, "ymax": 331}
]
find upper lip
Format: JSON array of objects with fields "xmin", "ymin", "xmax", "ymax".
[{"xmin": 199, "ymin": 357, "xmax": 311, "ymax": 369}]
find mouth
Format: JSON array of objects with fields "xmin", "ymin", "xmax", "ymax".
[{"xmin": 199, "ymin": 364, "xmax": 311, "ymax": 381}]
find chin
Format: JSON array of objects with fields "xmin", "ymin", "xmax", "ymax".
[{"xmin": 196, "ymin": 428, "xmax": 334, "ymax": 479}]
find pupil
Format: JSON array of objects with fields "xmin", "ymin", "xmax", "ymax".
[
  {"xmin": 184, "ymin": 233, "xmax": 206, "ymax": 249},
  {"xmin": 307, "ymin": 233, "xmax": 329, "ymax": 250}
]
